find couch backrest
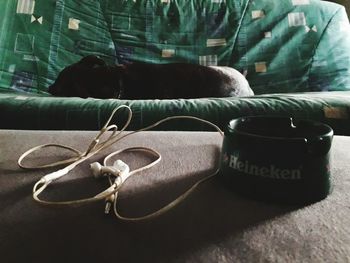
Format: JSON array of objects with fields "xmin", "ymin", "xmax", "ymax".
[{"xmin": 0, "ymin": 0, "xmax": 349, "ymax": 95}]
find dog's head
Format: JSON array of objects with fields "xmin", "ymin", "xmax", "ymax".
[{"xmin": 49, "ymin": 55, "xmax": 123, "ymax": 99}]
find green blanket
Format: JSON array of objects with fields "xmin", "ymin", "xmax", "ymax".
[
  {"xmin": 0, "ymin": 0, "xmax": 350, "ymax": 94},
  {"xmin": 0, "ymin": 0, "xmax": 350, "ymax": 134}
]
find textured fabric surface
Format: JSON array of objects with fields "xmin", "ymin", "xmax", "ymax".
[
  {"xmin": 0, "ymin": 0, "xmax": 350, "ymax": 94},
  {"xmin": 1, "ymin": 90, "xmax": 350, "ymax": 134},
  {"xmin": 327, "ymin": 0, "xmax": 350, "ymax": 17},
  {"xmin": 0, "ymin": 130, "xmax": 349, "ymax": 262}
]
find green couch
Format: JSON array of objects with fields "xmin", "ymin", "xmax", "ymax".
[{"xmin": 1, "ymin": 0, "xmax": 350, "ymax": 134}]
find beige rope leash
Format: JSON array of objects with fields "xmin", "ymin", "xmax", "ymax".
[{"xmin": 18, "ymin": 105, "xmax": 223, "ymax": 221}]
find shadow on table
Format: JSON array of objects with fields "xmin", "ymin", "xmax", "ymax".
[{"xmin": 0, "ymin": 165, "xmax": 302, "ymax": 263}]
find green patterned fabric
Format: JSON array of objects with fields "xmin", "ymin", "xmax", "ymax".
[
  {"xmin": 1, "ymin": 91, "xmax": 350, "ymax": 135},
  {"xmin": 0, "ymin": 0, "xmax": 350, "ymax": 95},
  {"xmin": 1, "ymin": 0, "xmax": 350, "ymax": 133}
]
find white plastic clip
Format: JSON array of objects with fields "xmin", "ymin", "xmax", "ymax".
[{"xmin": 40, "ymin": 168, "xmax": 69, "ymax": 183}]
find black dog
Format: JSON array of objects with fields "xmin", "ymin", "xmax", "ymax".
[{"xmin": 49, "ymin": 55, "xmax": 253, "ymax": 99}]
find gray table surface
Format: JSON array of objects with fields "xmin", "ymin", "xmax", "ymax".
[{"xmin": 0, "ymin": 130, "xmax": 349, "ymax": 263}]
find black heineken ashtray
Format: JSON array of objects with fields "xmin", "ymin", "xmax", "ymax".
[{"xmin": 220, "ymin": 116, "xmax": 334, "ymax": 204}]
